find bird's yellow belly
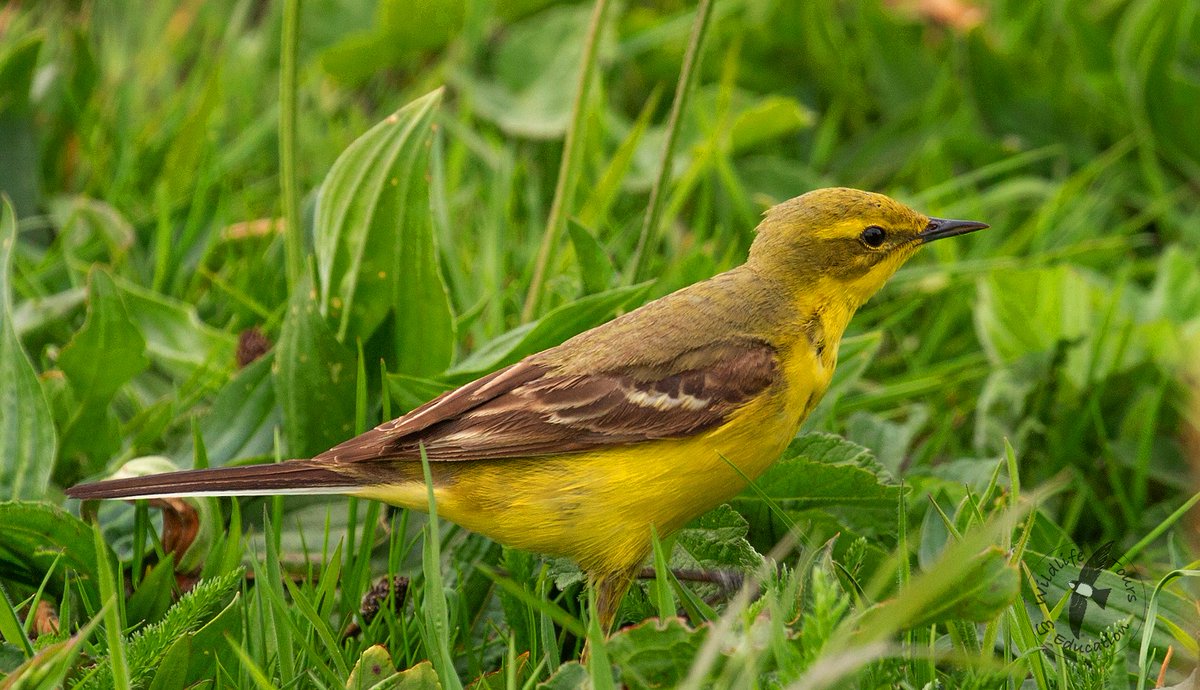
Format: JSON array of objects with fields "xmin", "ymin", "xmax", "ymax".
[{"xmin": 356, "ymin": 349, "xmax": 830, "ymax": 575}]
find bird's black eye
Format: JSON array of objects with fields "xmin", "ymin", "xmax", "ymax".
[{"xmin": 860, "ymin": 225, "xmax": 886, "ymax": 248}]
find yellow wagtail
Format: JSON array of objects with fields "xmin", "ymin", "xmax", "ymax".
[{"xmin": 68, "ymin": 187, "xmax": 986, "ymax": 628}]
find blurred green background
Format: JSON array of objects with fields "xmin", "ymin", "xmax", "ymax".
[{"xmin": 1, "ymin": 0, "xmax": 1198, "ymax": 687}]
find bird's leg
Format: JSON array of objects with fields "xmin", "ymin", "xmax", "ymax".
[
  {"xmin": 592, "ymin": 564, "xmax": 641, "ymax": 633},
  {"xmin": 580, "ymin": 564, "xmax": 641, "ymax": 661}
]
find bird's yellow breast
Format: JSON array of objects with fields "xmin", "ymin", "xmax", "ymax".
[{"xmin": 354, "ymin": 339, "xmax": 834, "ymax": 576}]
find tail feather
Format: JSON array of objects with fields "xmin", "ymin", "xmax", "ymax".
[{"xmin": 66, "ymin": 461, "xmax": 360, "ymax": 500}]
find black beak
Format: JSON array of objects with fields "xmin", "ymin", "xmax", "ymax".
[{"xmin": 920, "ymin": 217, "xmax": 989, "ymax": 243}]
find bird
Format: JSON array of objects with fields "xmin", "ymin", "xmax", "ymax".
[
  {"xmin": 1067, "ymin": 541, "xmax": 1115, "ymax": 639},
  {"xmin": 67, "ymin": 187, "xmax": 987, "ymax": 630}
]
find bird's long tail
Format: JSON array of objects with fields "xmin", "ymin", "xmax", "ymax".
[{"xmin": 66, "ymin": 460, "xmax": 361, "ymax": 501}]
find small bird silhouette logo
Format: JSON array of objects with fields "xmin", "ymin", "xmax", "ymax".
[{"xmin": 1066, "ymin": 541, "xmax": 1116, "ymax": 639}]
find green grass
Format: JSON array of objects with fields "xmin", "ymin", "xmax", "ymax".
[{"xmin": 1, "ymin": 0, "xmax": 1199, "ymax": 687}]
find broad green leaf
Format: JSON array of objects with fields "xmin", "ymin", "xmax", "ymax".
[
  {"xmin": 975, "ymin": 265, "xmax": 1093, "ymax": 365},
  {"xmin": 347, "ymin": 644, "xmax": 398, "ymax": 689},
  {"xmin": 780, "ymin": 432, "xmax": 897, "ymax": 485},
  {"xmin": 0, "ymin": 199, "xmax": 56, "ymax": 500},
  {"xmin": 844, "ymin": 406, "xmax": 929, "ymax": 477},
  {"xmin": 147, "ymin": 634, "xmax": 191, "ymax": 690},
  {"xmin": 57, "ymin": 268, "xmax": 149, "ymax": 467},
  {"xmin": 1023, "ymin": 548, "xmax": 1189, "ymax": 651},
  {"xmin": 446, "ymin": 283, "xmax": 650, "ymax": 381},
  {"xmin": 606, "ymin": 618, "xmax": 704, "ymax": 688},
  {"xmin": 320, "ymin": 0, "xmax": 463, "ymax": 86},
  {"xmin": 917, "ymin": 490, "xmax": 952, "ymax": 572},
  {"xmin": 114, "ymin": 276, "xmax": 237, "ymax": 384},
  {"xmin": 275, "ymin": 278, "xmax": 357, "ymax": 458},
  {"xmin": 0, "ymin": 501, "xmax": 100, "ymax": 602},
  {"xmin": 733, "ymin": 433, "xmax": 902, "ymax": 540},
  {"xmin": 627, "ymin": 87, "xmax": 814, "ymax": 190},
  {"xmin": 1143, "ymin": 246, "xmax": 1200, "ymax": 331},
  {"xmin": 674, "ymin": 504, "xmax": 762, "ymax": 572},
  {"xmin": 314, "ymin": 89, "xmax": 455, "ymax": 378},
  {"xmin": 346, "ymin": 647, "xmax": 442, "ymax": 689},
  {"xmin": 0, "ymin": 643, "xmax": 23, "ymax": 671},
  {"xmin": 320, "ymin": 0, "xmax": 559, "ymax": 85},
  {"xmin": 59, "ymin": 269, "xmax": 148, "ymax": 406},
  {"xmin": 971, "ymin": 362, "xmax": 1040, "ymax": 455},
  {"xmin": 539, "ymin": 662, "xmax": 588, "ymax": 690}
]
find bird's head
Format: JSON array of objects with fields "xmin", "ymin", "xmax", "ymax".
[{"xmin": 748, "ymin": 187, "xmax": 987, "ymax": 309}]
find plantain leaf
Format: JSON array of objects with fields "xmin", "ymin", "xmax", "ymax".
[
  {"xmin": 275, "ymin": 276, "xmax": 357, "ymax": 458},
  {"xmin": 314, "ymin": 89, "xmax": 454, "ymax": 378},
  {"xmin": 0, "ymin": 501, "xmax": 100, "ymax": 601},
  {"xmin": 57, "ymin": 268, "xmax": 149, "ymax": 470},
  {"xmin": 0, "ymin": 198, "xmax": 57, "ymax": 500},
  {"xmin": 58, "ymin": 269, "xmax": 148, "ymax": 407},
  {"xmin": 113, "ymin": 276, "xmax": 237, "ymax": 385}
]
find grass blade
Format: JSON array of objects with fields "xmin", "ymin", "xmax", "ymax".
[
  {"xmin": 93, "ymin": 522, "xmax": 130, "ymax": 690},
  {"xmin": 522, "ymin": 0, "xmax": 612, "ymax": 320},
  {"xmin": 628, "ymin": 0, "xmax": 715, "ymax": 281},
  {"xmin": 279, "ymin": 0, "xmax": 302, "ymax": 290}
]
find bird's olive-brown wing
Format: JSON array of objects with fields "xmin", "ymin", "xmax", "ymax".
[{"xmin": 317, "ymin": 338, "xmax": 779, "ymax": 463}]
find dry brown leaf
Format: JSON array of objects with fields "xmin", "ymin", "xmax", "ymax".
[{"xmin": 886, "ymin": 0, "xmax": 986, "ymax": 31}]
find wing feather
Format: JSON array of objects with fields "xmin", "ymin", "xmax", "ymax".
[{"xmin": 319, "ymin": 338, "xmax": 779, "ymax": 464}]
